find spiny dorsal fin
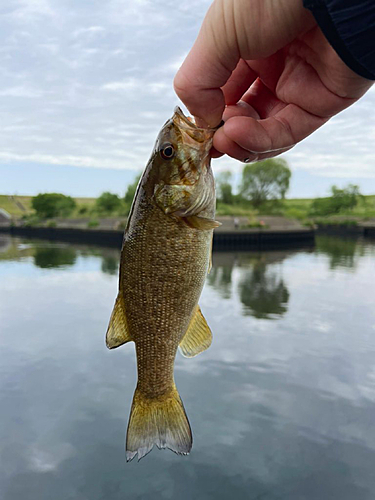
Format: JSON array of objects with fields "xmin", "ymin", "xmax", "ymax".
[
  {"xmin": 106, "ymin": 294, "xmax": 133, "ymax": 349},
  {"xmin": 179, "ymin": 305, "xmax": 212, "ymax": 358},
  {"xmin": 184, "ymin": 215, "xmax": 221, "ymax": 230}
]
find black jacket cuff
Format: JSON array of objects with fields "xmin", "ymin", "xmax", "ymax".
[{"xmin": 303, "ymin": 0, "xmax": 375, "ymax": 80}]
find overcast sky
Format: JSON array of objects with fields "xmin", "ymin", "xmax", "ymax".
[{"xmin": 1, "ymin": 0, "xmax": 374, "ymax": 199}]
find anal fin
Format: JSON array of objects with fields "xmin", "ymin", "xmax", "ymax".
[
  {"xmin": 179, "ymin": 305, "xmax": 212, "ymax": 358},
  {"xmin": 106, "ymin": 294, "xmax": 133, "ymax": 349}
]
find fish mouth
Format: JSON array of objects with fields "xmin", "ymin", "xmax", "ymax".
[
  {"xmin": 173, "ymin": 106, "xmax": 221, "ymax": 133},
  {"xmin": 172, "ymin": 107, "xmax": 219, "ymax": 151}
]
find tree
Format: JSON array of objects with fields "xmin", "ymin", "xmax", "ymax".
[
  {"xmin": 239, "ymin": 158, "xmax": 291, "ymax": 208},
  {"xmin": 95, "ymin": 192, "xmax": 122, "ymax": 213},
  {"xmin": 310, "ymin": 184, "xmax": 361, "ymax": 216},
  {"xmin": 216, "ymin": 171, "xmax": 233, "ymax": 204},
  {"xmin": 124, "ymin": 174, "xmax": 141, "ymax": 206},
  {"xmin": 32, "ymin": 193, "xmax": 76, "ymax": 218}
]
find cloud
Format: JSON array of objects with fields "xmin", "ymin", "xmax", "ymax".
[
  {"xmin": 1, "ymin": 0, "xmax": 375, "ymax": 197},
  {"xmin": 72, "ymin": 26, "xmax": 105, "ymax": 38},
  {"xmin": 101, "ymin": 78, "xmax": 140, "ymax": 92},
  {"xmin": 29, "ymin": 443, "xmax": 75, "ymax": 473},
  {"xmin": 8, "ymin": 0, "xmax": 55, "ymax": 21},
  {"xmin": 0, "ymin": 86, "xmax": 43, "ymax": 98},
  {"xmin": 101, "ymin": 78, "xmax": 173, "ymax": 96},
  {"xmin": 0, "ymin": 151, "xmax": 143, "ymax": 170}
]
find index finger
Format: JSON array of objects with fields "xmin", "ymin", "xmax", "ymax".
[{"xmin": 173, "ymin": 3, "xmax": 240, "ymax": 127}]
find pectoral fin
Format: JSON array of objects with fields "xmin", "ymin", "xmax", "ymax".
[
  {"xmin": 179, "ymin": 305, "xmax": 212, "ymax": 358},
  {"xmin": 184, "ymin": 215, "xmax": 221, "ymax": 230},
  {"xmin": 106, "ymin": 294, "xmax": 133, "ymax": 349}
]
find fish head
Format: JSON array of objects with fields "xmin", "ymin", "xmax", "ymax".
[{"xmin": 151, "ymin": 107, "xmax": 218, "ymax": 218}]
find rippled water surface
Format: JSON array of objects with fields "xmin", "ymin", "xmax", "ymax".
[{"xmin": 1, "ymin": 234, "xmax": 375, "ymax": 500}]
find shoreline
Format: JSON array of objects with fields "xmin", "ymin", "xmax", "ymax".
[{"xmin": 0, "ymin": 225, "xmax": 315, "ymax": 250}]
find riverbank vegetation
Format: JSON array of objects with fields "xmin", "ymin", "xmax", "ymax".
[
  {"xmin": 215, "ymin": 160, "xmax": 375, "ymax": 223},
  {"xmin": 1, "ymin": 159, "xmax": 375, "ymax": 225}
]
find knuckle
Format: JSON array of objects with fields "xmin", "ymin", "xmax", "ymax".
[
  {"xmin": 273, "ymin": 116, "xmax": 296, "ymax": 148},
  {"xmin": 173, "ymin": 72, "xmax": 192, "ymax": 100}
]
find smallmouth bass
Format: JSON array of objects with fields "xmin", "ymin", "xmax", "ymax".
[{"xmin": 106, "ymin": 107, "xmax": 220, "ymax": 461}]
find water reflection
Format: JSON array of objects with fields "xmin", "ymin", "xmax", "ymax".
[
  {"xmin": 239, "ymin": 260, "xmax": 289, "ymax": 319},
  {"xmin": 315, "ymin": 235, "xmax": 359, "ymax": 269},
  {"xmin": 0, "ymin": 234, "xmax": 35, "ymax": 262},
  {"xmin": 101, "ymin": 255, "xmax": 119, "ymax": 276},
  {"xmin": 34, "ymin": 246, "xmax": 77, "ymax": 269},
  {"xmin": 209, "ymin": 251, "xmax": 292, "ymax": 319},
  {"xmin": 1, "ymin": 236, "xmax": 375, "ymax": 499},
  {"xmin": 0, "ymin": 237, "xmax": 121, "ymax": 275},
  {"xmin": 0, "ymin": 234, "xmax": 11, "ymax": 254},
  {"xmin": 207, "ymin": 258, "xmax": 233, "ymax": 299}
]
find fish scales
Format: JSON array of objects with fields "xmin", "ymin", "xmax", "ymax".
[
  {"xmin": 106, "ymin": 107, "xmax": 220, "ymax": 461},
  {"xmin": 122, "ymin": 201, "xmax": 210, "ymax": 397}
]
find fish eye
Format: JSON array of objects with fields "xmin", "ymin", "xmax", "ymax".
[{"xmin": 160, "ymin": 143, "xmax": 175, "ymax": 160}]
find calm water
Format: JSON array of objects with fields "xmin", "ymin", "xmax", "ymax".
[{"xmin": 1, "ymin": 234, "xmax": 375, "ymax": 500}]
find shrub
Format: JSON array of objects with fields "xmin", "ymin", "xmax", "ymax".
[
  {"xmin": 124, "ymin": 175, "xmax": 141, "ymax": 205},
  {"xmin": 87, "ymin": 219, "xmax": 99, "ymax": 228},
  {"xmin": 309, "ymin": 185, "xmax": 361, "ymax": 216},
  {"xmin": 78, "ymin": 205, "xmax": 89, "ymax": 215},
  {"xmin": 95, "ymin": 192, "xmax": 122, "ymax": 213},
  {"xmin": 32, "ymin": 193, "xmax": 76, "ymax": 218}
]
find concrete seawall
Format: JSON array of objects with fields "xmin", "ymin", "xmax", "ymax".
[
  {"xmin": 0, "ymin": 225, "xmax": 315, "ymax": 250},
  {"xmin": 363, "ymin": 226, "xmax": 375, "ymax": 238}
]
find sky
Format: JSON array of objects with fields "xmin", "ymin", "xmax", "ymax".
[{"xmin": 0, "ymin": 0, "xmax": 374, "ymax": 199}]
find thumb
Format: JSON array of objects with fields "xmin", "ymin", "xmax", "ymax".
[
  {"xmin": 174, "ymin": 0, "xmax": 314, "ymax": 128},
  {"xmin": 174, "ymin": 0, "xmax": 239, "ymax": 128}
]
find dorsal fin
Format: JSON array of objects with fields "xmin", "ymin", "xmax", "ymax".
[
  {"xmin": 179, "ymin": 305, "xmax": 212, "ymax": 358},
  {"xmin": 106, "ymin": 294, "xmax": 133, "ymax": 349}
]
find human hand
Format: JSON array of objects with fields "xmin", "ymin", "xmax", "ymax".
[{"xmin": 174, "ymin": 0, "xmax": 373, "ymax": 162}]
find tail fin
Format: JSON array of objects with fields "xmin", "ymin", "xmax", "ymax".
[{"xmin": 126, "ymin": 384, "xmax": 192, "ymax": 462}]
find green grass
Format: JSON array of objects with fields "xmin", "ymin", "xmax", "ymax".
[
  {"xmin": 284, "ymin": 196, "xmax": 375, "ymax": 220},
  {"xmin": 0, "ymin": 195, "xmax": 33, "ymax": 216},
  {"xmin": 0, "ymin": 195, "xmax": 98, "ymax": 218},
  {"xmin": 2, "ymin": 194, "xmax": 375, "ymax": 221},
  {"xmin": 217, "ymin": 195, "xmax": 375, "ymax": 222},
  {"xmin": 216, "ymin": 203, "xmax": 257, "ymax": 217},
  {"xmin": 282, "ymin": 198, "xmax": 313, "ymax": 219}
]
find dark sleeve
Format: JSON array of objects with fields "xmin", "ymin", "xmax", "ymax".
[{"xmin": 303, "ymin": 0, "xmax": 375, "ymax": 80}]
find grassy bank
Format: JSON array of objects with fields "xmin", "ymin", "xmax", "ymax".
[
  {"xmin": 0, "ymin": 195, "xmax": 97, "ymax": 218},
  {"xmin": 2, "ymin": 194, "xmax": 375, "ymax": 222},
  {"xmin": 0, "ymin": 195, "xmax": 33, "ymax": 217},
  {"xmin": 217, "ymin": 195, "xmax": 375, "ymax": 221}
]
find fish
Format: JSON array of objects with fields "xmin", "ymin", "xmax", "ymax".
[{"xmin": 105, "ymin": 106, "xmax": 221, "ymax": 461}]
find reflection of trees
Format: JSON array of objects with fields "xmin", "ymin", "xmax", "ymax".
[
  {"xmin": 34, "ymin": 246, "xmax": 77, "ymax": 268},
  {"xmin": 101, "ymin": 255, "xmax": 119, "ymax": 275},
  {"xmin": 239, "ymin": 260, "xmax": 289, "ymax": 319},
  {"xmin": 207, "ymin": 265, "xmax": 233, "ymax": 299},
  {"xmin": 207, "ymin": 251, "xmax": 291, "ymax": 318},
  {"xmin": 0, "ymin": 235, "xmax": 11, "ymax": 254},
  {"xmin": 315, "ymin": 235, "xmax": 361, "ymax": 270}
]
